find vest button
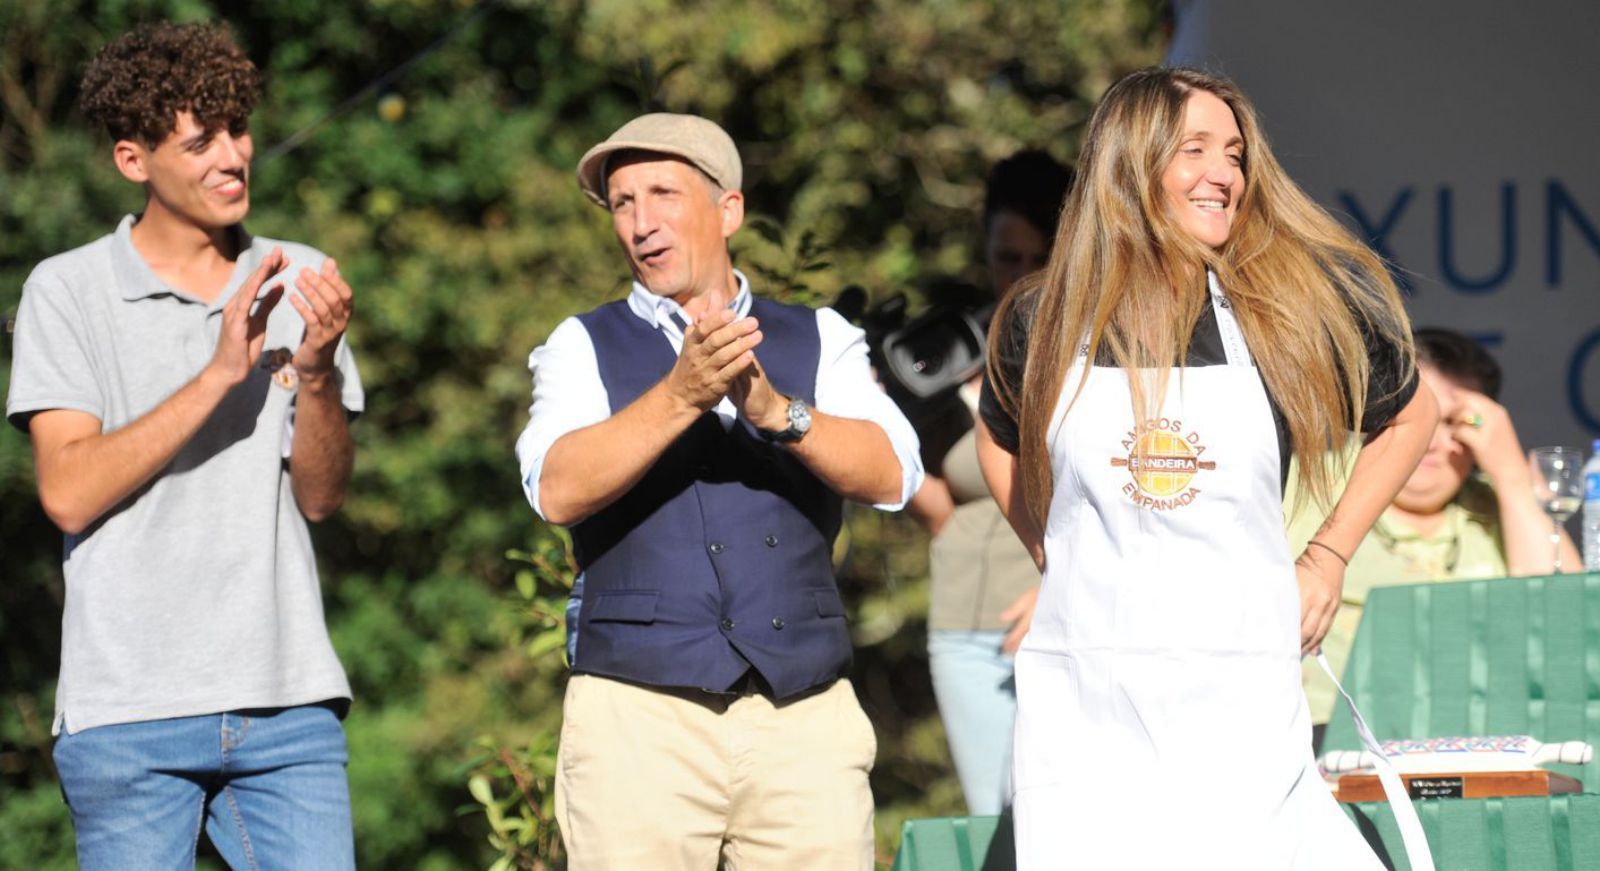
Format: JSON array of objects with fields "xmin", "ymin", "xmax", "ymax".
[
  {"xmin": 764, "ymin": 535, "xmax": 779, "ymax": 547},
  {"xmin": 771, "ymin": 617, "xmax": 785, "ymax": 630},
  {"xmin": 709, "ymin": 542, "xmax": 725, "ymax": 554},
  {"xmin": 720, "ymin": 618, "xmax": 735, "ymax": 631}
]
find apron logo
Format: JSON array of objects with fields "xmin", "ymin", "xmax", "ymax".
[{"xmin": 1111, "ymin": 419, "xmax": 1216, "ymax": 510}]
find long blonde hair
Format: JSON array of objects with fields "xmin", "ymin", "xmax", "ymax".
[{"xmin": 988, "ymin": 67, "xmax": 1413, "ymax": 524}]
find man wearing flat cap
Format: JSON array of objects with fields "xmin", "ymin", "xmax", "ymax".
[{"xmin": 515, "ymin": 112, "xmax": 921, "ymax": 868}]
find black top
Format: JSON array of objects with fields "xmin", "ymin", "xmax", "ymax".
[{"xmin": 979, "ymin": 289, "xmax": 1418, "ymax": 490}]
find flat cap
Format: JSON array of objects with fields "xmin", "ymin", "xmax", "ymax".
[{"xmin": 576, "ymin": 112, "xmax": 742, "ymax": 208}]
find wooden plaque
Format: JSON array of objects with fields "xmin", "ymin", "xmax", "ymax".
[{"xmin": 1333, "ymin": 769, "xmax": 1582, "ymax": 803}]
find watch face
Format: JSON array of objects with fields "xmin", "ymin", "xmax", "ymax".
[
  {"xmin": 761, "ymin": 398, "xmax": 811, "ymax": 443},
  {"xmin": 789, "ymin": 399, "xmax": 812, "ymax": 433}
]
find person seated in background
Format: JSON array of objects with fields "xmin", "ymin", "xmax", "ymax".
[
  {"xmin": 905, "ymin": 150, "xmax": 1071, "ymax": 816},
  {"xmin": 1287, "ymin": 327, "xmax": 1579, "ymax": 743}
]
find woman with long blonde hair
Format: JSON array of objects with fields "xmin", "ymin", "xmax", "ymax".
[{"xmin": 978, "ymin": 67, "xmax": 1438, "ymax": 867}]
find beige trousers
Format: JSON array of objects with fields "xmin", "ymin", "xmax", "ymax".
[{"xmin": 555, "ymin": 674, "xmax": 877, "ymax": 870}]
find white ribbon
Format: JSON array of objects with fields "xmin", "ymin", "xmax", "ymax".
[{"xmin": 1317, "ymin": 652, "xmax": 1436, "ymax": 871}]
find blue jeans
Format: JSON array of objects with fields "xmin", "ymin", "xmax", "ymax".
[
  {"xmin": 53, "ymin": 703, "xmax": 354, "ymax": 871},
  {"xmin": 928, "ymin": 629, "xmax": 1016, "ymax": 816}
]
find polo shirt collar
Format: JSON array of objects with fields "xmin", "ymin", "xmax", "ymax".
[
  {"xmin": 1375, "ymin": 499, "xmax": 1468, "ymax": 544},
  {"xmin": 112, "ymin": 213, "xmax": 257, "ymax": 304},
  {"xmin": 626, "ymin": 270, "xmax": 752, "ymax": 342}
]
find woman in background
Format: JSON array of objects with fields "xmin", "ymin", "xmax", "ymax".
[
  {"xmin": 978, "ymin": 67, "xmax": 1437, "ymax": 867},
  {"xmin": 907, "ymin": 151, "xmax": 1070, "ymax": 815},
  {"xmin": 1288, "ymin": 327, "xmax": 1579, "ymax": 746}
]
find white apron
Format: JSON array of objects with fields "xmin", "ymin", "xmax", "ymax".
[{"xmin": 1011, "ymin": 278, "xmax": 1412, "ymax": 870}]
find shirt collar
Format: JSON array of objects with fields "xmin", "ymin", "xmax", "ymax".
[
  {"xmin": 626, "ymin": 270, "xmax": 753, "ymax": 342},
  {"xmin": 112, "ymin": 213, "xmax": 258, "ymax": 305},
  {"xmin": 1375, "ymin": 499, "xmax": 1467, "ymax": 545}
]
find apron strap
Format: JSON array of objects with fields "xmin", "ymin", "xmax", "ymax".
[
  {"xmin": 1206, "ymin": 271, "xmax": 1254, "ymax": 368},
  {"xmin": 1070, "ymin": 272, "xmax": 1250, "ymax": 366},
  {"xmin": 1316, "ymin": 652, "xmax": 1436, "ymax": 871}
]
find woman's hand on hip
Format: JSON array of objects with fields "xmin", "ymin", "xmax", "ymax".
[{"xmin": 1295, "ymin": 545, "xmax": 1346, "ymax": 654}]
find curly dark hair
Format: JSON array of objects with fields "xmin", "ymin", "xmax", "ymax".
[{"xmin": 79, "ymin": 22, "xmax": 260, "ymax": 147}]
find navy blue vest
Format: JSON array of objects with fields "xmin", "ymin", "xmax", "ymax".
[{"xmin": 568, "ymin": 297, "xmax": 849, "ymax": 700}]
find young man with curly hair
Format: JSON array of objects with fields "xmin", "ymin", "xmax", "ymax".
[{"xmin": 6, "ymin": 22, "xmax": 361, "ymax": 869}]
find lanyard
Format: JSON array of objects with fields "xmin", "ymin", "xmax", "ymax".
[
  {"xmin": 1206, "ymin": 270, "xmax": 1254, "ymax": 367},
  {"xmin": 1372, "ymin": 508, "xmax": 1464, "ymax": 578}
]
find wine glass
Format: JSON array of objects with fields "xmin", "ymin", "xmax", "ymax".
[{"xmin": 1529, "ymin": 446, "xmax": 1584, "ymax": 573}]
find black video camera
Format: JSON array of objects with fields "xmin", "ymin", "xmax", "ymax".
[{"xmin": 831, "ymin": 281, "xmax": 994, "ymax": 472}]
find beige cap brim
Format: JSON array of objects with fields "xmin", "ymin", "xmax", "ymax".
[{"xmin": 576, "ymin": 141, "xmax": 709, "ymax": 207}]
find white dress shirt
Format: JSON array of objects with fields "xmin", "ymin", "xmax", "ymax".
[{"xmin": 516, "ymin": 271, "xmax": 923, "ymax": 521}]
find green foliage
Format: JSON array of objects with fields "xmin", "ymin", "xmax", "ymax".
[
  {"xmin": 465, "ymin": 541, "xmax": 574, "ymax": 871},
  {"xmin": 0, "ymin": 0, "xmax": 1164, "ymax": 867}
]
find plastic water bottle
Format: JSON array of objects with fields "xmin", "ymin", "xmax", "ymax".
[{"xmin": 1583, "ymin": 440, "xmax": 1600, "ymax": 571}]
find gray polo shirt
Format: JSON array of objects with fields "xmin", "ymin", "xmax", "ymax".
[{"xmin": 6, "ymin": 215, "xmax": 363, "ymax": 735}]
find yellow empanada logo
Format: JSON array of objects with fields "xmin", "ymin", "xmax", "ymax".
[{"xmin": 1111, "ymin": 420, "xmax": 1215, "ymax": 510}]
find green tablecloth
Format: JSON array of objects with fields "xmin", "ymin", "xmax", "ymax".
[
  {"xmin": 892, "ymin": 814, "xmax": 1008, "ymax": 871},
  {"xmin": 893, "ymin": 796, "xmax": 1600, "ymax": 871},
  {"xmin": 1345, "ymin": 794, "xmax": 1600, "ymax": 870},
  {"xmin": 1324, "ymin": 573, "xmax": 1600, "ymax": 792},
  {"xmin": 1320, "ymin": 572, "xmax": 1600, "ymax": 869}
]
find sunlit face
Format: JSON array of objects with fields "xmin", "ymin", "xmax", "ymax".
[
  {"xmin": 605, "ymin": 154, "xmax": 742, "ymax": 304},
  {"xmin": 124, "ymin": 110, "xmax": 253, "ymax": 230},
  {"xmin": 1393, "ymin": 365, "xmax": 1476, "ymax": 514},
  {"xmin": 1159, "ymin": 90, "xmax": 1243, "ymax": 249},
  {"xmin": 985, "ymin": 209, "xmax": 1050, "ymax": 298}
]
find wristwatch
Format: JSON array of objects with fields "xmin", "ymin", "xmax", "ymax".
[{"xmin": 759, "ymin": 397, "xmax": 812, "ymax": 444}]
